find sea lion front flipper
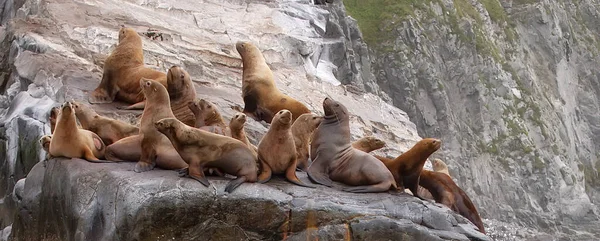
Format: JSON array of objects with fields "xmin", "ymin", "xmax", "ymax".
[
  {"xmin": 224, "ymin": 176, "xmax": 247, "ymax": 193},
  {"xmin": 306, "ymin": 155, "xmax": 333, "ymax": 187},
  {"xmin": 82, "ymin": 149, "xmax": 112, "ymax": 163},
  {"xmin": 89, "ymin": 70, "xmax": 118, "ymax": 104},
  {"xmin": 187, "ymin": 162, "xmax": 211, "ymax": 187},
  {"xmin": 342, "ymin": 182, "xmax": 391, "ymax": 193},
  {"xmin": 135, "ymin": 138, "xmax": 157, "ymax": 173},
  {"xmin": 134, "ymin": 161, "xmax": 156, "ymax": 173},
  {"xmin": 257, "ymin": 153, "xmax": 272, "ymax": 183},
  {"xmin": 118, "ymin": 101, "xmax": 146, "ymax": 110},
  {"xmin": 176, "ymin": 167, "xmax": 188, "ymax": 177},
  {"xmin": 285, "ymin": 157, "xmax": 315, "ymax": 188}
]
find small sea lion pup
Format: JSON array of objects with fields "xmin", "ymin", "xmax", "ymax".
[
  {"xmin": 189, "ymin": 98, "xmax": 227, "ymax": 135},
  {"xmin": 89, "ymin": 27, "xmax": 167, "ymax": 108},
  {"xmin": 155, "ymin": 118, "xmax": 258, "ymax": 193},
  {"xmin": 419, "ymin": 170, "xmax": 485, "ymax": 234},
  {"xmin": 351, "ymin": 136, "xmax": 386, "ymax": 153},
  {"xmin": 49, "ymin": 101, "xmax": 109, "ymax": 162},
  {"xmin": 72, "ymin": 101, "xmax": 139, "ymax": 145},
  {"xmin": 39, "ymin": 135, "xmax": 52, "ymax": 159},
  {"xmin": 228, "ymin": 113, "xmax": 258, "ymax": 156},
  {"xmin": 257, "ymin": 110, "xmax": 314, "ymax": 187},
  {"xmin": 375, "ymin": 138, "xmax": 441, "ymax": 198},
  {"xmin": 431, "ymin": 158, "xmax": 451, "ymax": 177},
  {"xmin": 307, "ymin": 98, "xmax": 396, "ymax": 193},
  {"xmin": 291, "ymin": 113, "xmax": 323, "ymax": 171},
  {"xmin": 105, "ymin": 78, "xmax": 188, "ymax": 172},
  {"xmin": 235, "ymin": 41, "xmax": 311, "ymax": 123}
]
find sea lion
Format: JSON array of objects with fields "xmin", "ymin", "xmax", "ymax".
[
  {"xmin": 351, "ymin": 136, "xmax": 386, "ymax": 153},
  {"xmin": 104, "ymin": 78, "xmax": 187, "ymax": 172},
  {"xmin": 257, "ymin": 109, "xmax": 313, "ymax": 187},
  {"xmin": 89, "ymin": 27, "xmax": 167, "ymax": 107},
  {"xmin": 236, "ymin": 41, "xmax": 311, "ymax": 123},
  {"xmin": 291, "ymin": 113, "xmax": 323, "ymax": 171},
  {"xmin": 189, "ymin": 98, "xmax": 227, "ymax": 135},
  {"xmin": 39, "ymin": 135, "xmax": 52, "ymax": 159},
  {"xmin": 166, "ymin": 66, "xmax": 196, "ymax": 126},
  {"xmin": 307, "ymin": 98, "xmax": 396, "ymax": 193},
  {"xmin": 419, "ymin": 170, "xmax": 486, "ymax": 234},
  {"xmin": 49, "ymin": 101, "xmax": 108, "ymax": 162},
  {"xmin": 155, "ymin": 117, "xmax": 258, "ymax": 193},
  {"xmin": 72, "ymin": 101, "xmax": 139, "ymax": 145},
  {"xmin": 49, "ymin": 107, "xmax": 59, "ymax": 134},
  {"xmin": 228, "ymin": 112, "xmax": 258, "ymax": 155},
  {"xmin": 375, "ymin": 138, "xmax": 441, "ymax": 198},
  {"xmin": 432, "ymin": 158, "xmax": 451, "ymax": 177}
]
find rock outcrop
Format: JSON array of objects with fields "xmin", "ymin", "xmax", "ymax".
[
  {"xmin": 343, "ymin": 0, "xmax": 600, "ymax": 239},
  {"xmin": 0, "ymin": 0, "xmax": 490, "ymax": 240}
]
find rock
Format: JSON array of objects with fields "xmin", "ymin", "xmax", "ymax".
[{"xmin": 10, "ymin": 159, "xmax": 486, "ymax": 240}]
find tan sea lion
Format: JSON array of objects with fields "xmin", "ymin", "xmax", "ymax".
[
  {"xmin": 72, "ymin": 101, "xmax": 139, "ymax": 145},
  {"xmin": 155, "ymin": 118, "xmax": 258, "ymax": 193},
  {"xmin": 104, "ymin": 78, "xmax": 187, "ymax": 172},
  {"xmin": 257, "ymin": 110, "xmax": 313, "ymax": 187},
  {"xmin": 89, "ymin": 27, "xmax": 168, "ymax": 108},
  {"xmin": 375, "ymin": 138, "xmax": 441, "ymax": 198},
  {"xmin": 228, "ymin": 113, "xmax": 258, "ymax": 155},
  {"xmin": 39, "ymin": 135, "xmax": 52, "ymax": 159},
  {"xmin": 189, "ymin": 98, "xmax": 227, "ymax": 135},
  {"xmin": 419, "ymin": 170, "xmax": 486, "ymax": 234},
  {"xmin": 307, "ymin": 97, "xmax": 396, "ymax": 193},
  {"xmin": 49, "ymin": 101, "xmax": 108, "ymax": 162},
  {"xmin": 351, "ymin": 136, "xmax": 386, "ymax": 153},
  {"xmin": 291, "ymin": 113, "xmax": 323, "ymax": 171},
  {"xmin": 236, "ymin": 41, "xmax": 311, "ymax": 123},
  {"xmin": 432, "ymin": 158, "xmax": 451, "ymax": 177}
]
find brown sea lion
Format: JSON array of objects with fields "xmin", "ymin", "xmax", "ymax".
[
  {"xmin": 228, "ymin": 112, "xmax": 258, "ymax": 155},
  {"xmin": 189, "ymin": 98, "xmax": 227, "ymax": 135},
  {"xmin": 351, "ymin": 136, "xmax": 386, "ymax": 153},
  {"xmin": 49, "ymin": 107, "xmax": 60, "ymax": 134},
  {"xmin": 257, "ymin": 110, "xmax": 313, "ymax": 187},
  {"xmin": 419, "ymin": 170, "xmax": 486, "ymax": 234},
  {"xmin": 89, "ymin": 27, "xmax": 167, "ymax": 107},
  {"xmin": 72, "ymin": 101, "xmax": 139, "ymax": 145},
  {"xmin": 307, "ymin": 98, "xmax": 396, "ymax": 193},
  {"xmin": 104, "ymin": 78, "xmax": 187, "ymax": 172},
  {"xmin": 236, "ymin": 41, "xmax": 311, "ymax": 123},
  {"xmin": 39, "ymin": 135, "xmax": 52, "ymax": 159},
  {"xmin": 155, "ymin": 117, "xmax": 258, "ymax": 193},
  {"xmin": 375, "ymin": 138, "xmax": 441, "ymax": 198},
  {"xmin": 49, "ymin": 101, "xmax": 109, "ymax": 162},
  {"xmin": 432, "ymin": 158, "xmax": 451, "ymax": 177},
  {"xmin": 291, "ymin": 113, "xmax": 323, "ymax": 171}
]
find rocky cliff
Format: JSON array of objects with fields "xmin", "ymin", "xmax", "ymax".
[
  {"xmin": 0, "ymin": 0, "xmax": 493, "ymax": 240},
  {"xmin": 344, "ymin": 0, "xmax": 600, "ymax": 240}
]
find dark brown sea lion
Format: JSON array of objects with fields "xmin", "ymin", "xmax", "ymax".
[
  {"xmin": 236, "ymin": 41, "xmax": 311, "ymax": 123},
  {"xmin": 155, "ymin": 117, "xmax": 258, "ymax": 193},
  {"xmin": 307, "ymin": 98, "xmax": 396, "ymax": 193},
  {"xmin": 257, "ymin": 110, "xmax": 314, "ymax": 187}
]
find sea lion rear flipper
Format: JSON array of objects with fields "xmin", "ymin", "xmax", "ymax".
[
  {"xmin": 176, "ymin": 167, "xmax": 188, "ymax": 177},
  {"xmin": 224, "ymin": 176, "xmax": 247, "ymax": 193},
  {"xmin": 118, "ymin": 101, "xmax": 146, "ymax": 110}
]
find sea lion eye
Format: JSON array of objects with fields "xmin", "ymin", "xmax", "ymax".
[
  {"xmin": 312, "ymin": 117, "xmax": 316, "ymax": 119},
  {"xmin": 145, "ymin": 81, "xmax": 151, "ymax": 86},
  {"xmin": 180, "ymin": 74, "xmax": 185, "ymax": 79}
]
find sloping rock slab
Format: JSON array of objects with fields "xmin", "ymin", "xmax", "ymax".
[{"xmin": 10, "ymin": 158, "xmax": 489, "ymax": 241}]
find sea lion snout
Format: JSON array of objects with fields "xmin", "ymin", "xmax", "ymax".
[{"xmin": 235, "ymin": 41, "xmax": 247, "ymax": 53}]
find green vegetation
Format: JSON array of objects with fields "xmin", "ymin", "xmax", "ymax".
[
  {"xmin": 512, "ymin": 0, "xmax": 540, "ymax": 5},
  {"xmin": 480, "ymin": 0, "xmax": 506, "ymax": 23}
]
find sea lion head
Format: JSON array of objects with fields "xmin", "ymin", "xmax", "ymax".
[
  {"xmin": 167, "ymin": 66, "xmax": 191, "ymax": 96},
  {"xmin": 431, "ymin": 158, "xmax": 448, "ymax": 171},
  {"xmin": 61, "ymin": 101, "xmax": 74, "ymax": 115},
  {"xmin": 189, "ymin": 99, "xmax": 215, "ymax": 115},
  {"xmin": 322, "ymin": 97, "xmax": 348, "ymax": 121},
  {"xmin": 364, "ymin": 136, "xmax": 386, "ymax": 149},
  {"xmin": 416, "ymin": 138, "xmax": 442, "ymax": 155},
  {"xmin": 229, "ymin": 113, "xmax": 247, "ymax": 131},
  {"xmin": 49, "ymin": 106, "xmax": 60, "ymax": 120},
  {"xmin": 295, "ymin": 113, "xmax": 323, "ymax": 130},
  {"xmin": 118, "ymin": 27, "xmax": 138, "ymax": 43},
  {"xmin": 273, "ymin": 109, "xmax": 292, "ymax": 127},
  {"xmin": 141, "ymin": 78, "xmax": 168, "ymax": 100},
  {"xmin": 72, "ymin": 101, "xmax": 97, "ymax": 118},
  {"xmin": 154, "ymin": 118, "xmax": 179, "ymax": 135},
  {"xmin": 39, "ymin": 135, "xmax": 52, "ymax": 152}
]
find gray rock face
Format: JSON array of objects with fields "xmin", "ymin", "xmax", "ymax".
[
  {"xmin": 11, "ymin": 159, "xmax": 486, "ymax": 241},
  {"xmin": 0, "ymin": 0, "xmax": 489, "ymax": 240},
  {"xmin": 351, "ymin": 0, "xmax": 600, "ymax": 239}
]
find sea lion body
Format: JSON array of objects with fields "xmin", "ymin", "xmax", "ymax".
[
  {"xmin": 419, "ymin": 170, "xmax": 485, "ymax": 234},
  {"xmin": 72, "ymin": 101, "xmax": 139, "ymax": 145},
  {"xmin": 236, "ymin": 41, "xmax": 310, "ymax": 123},
  {"xmin": 189, "ymin": 98, "xmax": 228, "ymax": 135},
  {"xmin": 257, "ymin": 110, "xmax": 313, "ymax": 187},
  {"xmin": 375, "ymin": 138, "xmax": 441, "ymax": 197},
  {"xmin": 351, "ymin": 136, "xmax": 386, "ymax": 153},
  {"xmin": 307, "ymin": 98, "xmax": 395, "ymax": 193},
  {"xmin": 291, "ymin": 113, "xmax": 323, "ymax": 171},
  {"xmin": 105, "ymin": 78, "xmax": 187, "ymax": 172},
  {"xmin": 49, "ymin": 102, "xmax": 107, "ymax": 162},
  {"xmin": 89, "ymin": 27, "xmax": 167, "ymax": 106},
  {"xmin": 228, "ymin": 113, "xmax": 258, "ymax": 156},
  {"xmin": 155, "ymin": 118, "xmax": 258, "ymax": 193}
]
